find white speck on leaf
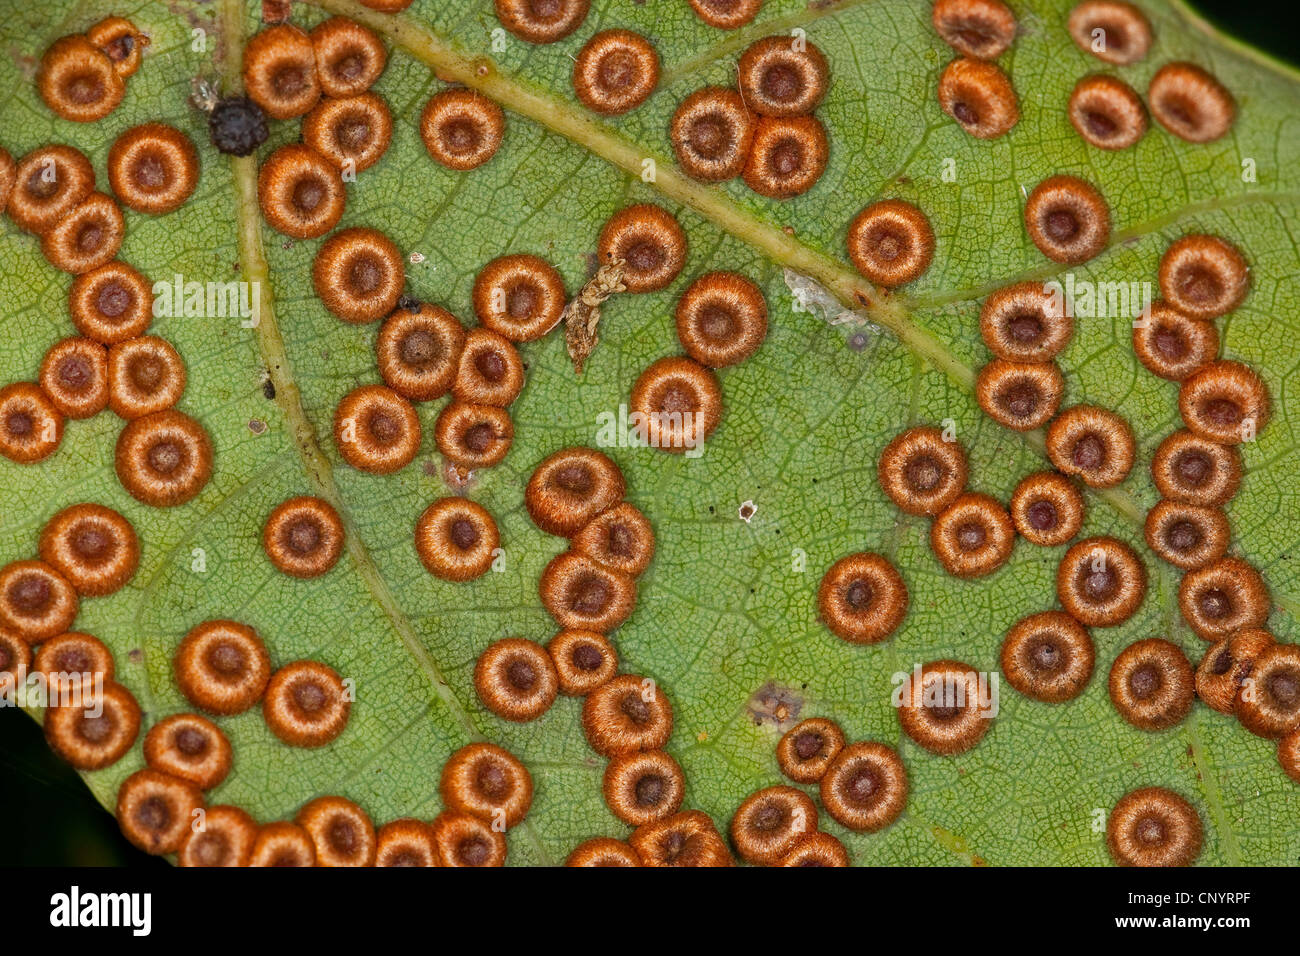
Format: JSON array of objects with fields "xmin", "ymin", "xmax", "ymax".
[{"xmin": 783, "ymin": 267, "xmax": 882, "ymax": 336}]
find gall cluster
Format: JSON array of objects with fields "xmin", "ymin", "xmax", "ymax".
[
  {"xmin": 1125, "ymin": 231, "xmax": 1291, "ymax": 780},
  {"xmin": 734, "ymin": 716, "xmax": 909, "ymax": 866},
  {"xmin": 1, "ymin": 504, "xmax": 140, "ymax": 774},
  {"xmin": 1066, "ymin": 2, "xmax": 1236, "ymax": 147},
  {"xmin": 6, "ymin": 0, "xmax": 1291, "ymax": 873},
  {"xmin": 248, "ymin": 18, "xmax": 391, "ymax": 237},
  {"xmin": 931, "ymin": 2, "xmax": 1235, "ymax": 155},
  {"xmin": 1, "ymin": 133, "xmax": 208, "ymax": 504},
  {"xmin": 591, "ymin": 203, "xmax": 768, "ymax": 456},
  {"xmin": 113, "ymin": 608, "xmax": 534, "ymax": 866},
  {"xmin": 932, "ymin": 0, "xmax": 1020, "ymax": 140},
  {"xmin": 471, "ymin": 448, "xmax": 650, "ymax": 731},
  {"xmin": 109, "ymin": 617, "xmax": 357, "ymax": 861},
  {"xmin": 163, "ymin": 737, "xmax": 534, "ymax": 866},
  {"xmin": 5, "ymin": 21, "xmax": 209, "ymax": 512},
  {"xmin": 37, "ymin": 17, "xmax": 148, "ymax": 124},
  {"xmin": 670, "ymin": 34, "xmax": 830, "ymax": 199},
  {"xmin": 501, "ymin": 446, "xmax": 733, "ymax": 866}
]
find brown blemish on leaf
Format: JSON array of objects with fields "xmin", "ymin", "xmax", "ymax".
[
  {"xmin": 747, "ymin": 681, "xmax": 803, "ymax": 731},
  {"xmin": 563, "ymin": 258, "xmax": 626, "ymax": 374},
  {"xmin": 443, "ymin": 460, "xmax": 475, "ymax": 489},
  {"xmin": 261, "ymin": 0, "xmax": 291, "ymax": 23}
]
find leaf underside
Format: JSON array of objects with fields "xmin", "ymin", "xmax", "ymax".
[{"xmin": 2, "ymin": 0, "xmax": 1298, "ymax": 866}]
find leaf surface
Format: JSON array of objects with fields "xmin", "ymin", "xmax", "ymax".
[{"xmin": 1, "ymin": 0, "xmax": 1298, "ymax": 865}]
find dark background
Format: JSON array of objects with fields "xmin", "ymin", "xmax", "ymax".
[
  {"xmin": 2, "ymin": 0, "xmax": 1297, "ymax": 868},
  {"xmin": 1194, "ymin": 0, "xmax": 1300, "ymax": 63}
]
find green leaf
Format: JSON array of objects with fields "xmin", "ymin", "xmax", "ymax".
[{"xmin": 2, "ymin": 0, "xmax": 1297, "ymax": 865}]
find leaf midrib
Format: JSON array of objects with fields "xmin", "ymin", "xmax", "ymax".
[
  {"xmin": 219, "ymin": 0, "xmax": 553, "ymax": 863},
  {"xmin": 225, "ymin": 0, "xmax": 1283, "ymax": 866},
  {"xmin": 303, "ymin": 0, "xmax": 1160, "ymax": 531}
]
